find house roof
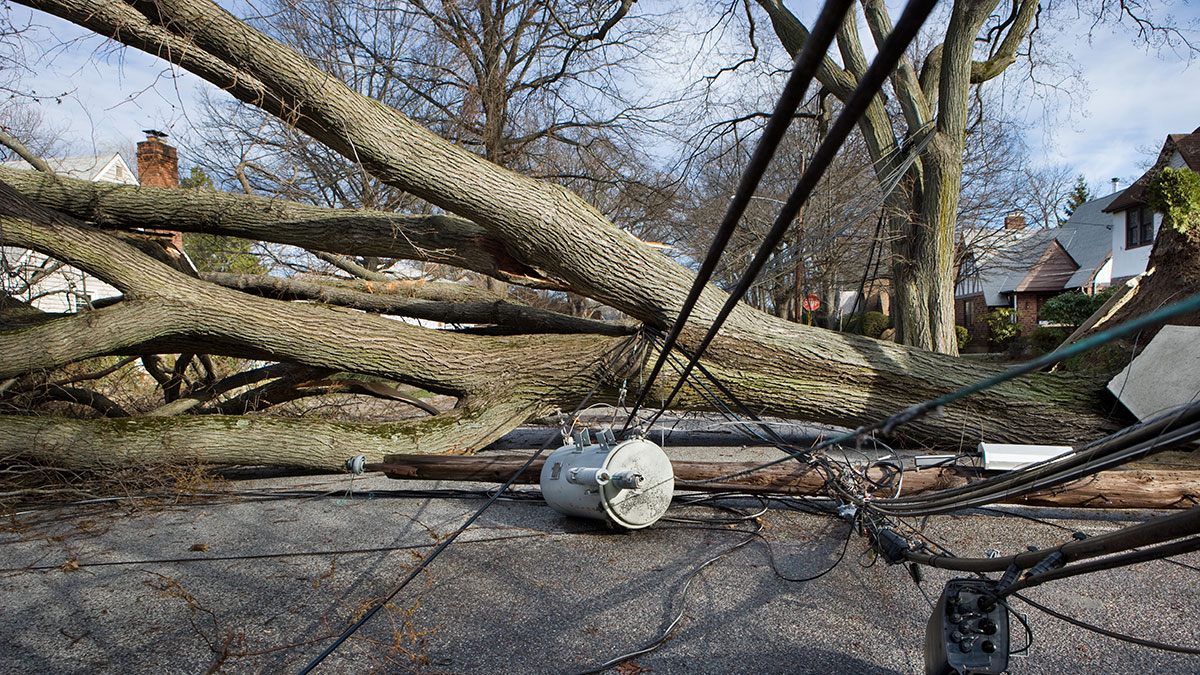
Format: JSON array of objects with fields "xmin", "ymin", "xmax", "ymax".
[
  {"xmin": 1105, "ymin": 125, "xmax": 1200, "ymax": 213},
  {"xmin": 0, "ymin": 153, "xmax": 137, "ymax": 184},
  {"xmin": 1058, "ymin": 192, "xmax": 1118, "ymax": 288},
  {"xmin": 964, "ymin": 192, "xmax": 1118, "ymax": 305}
]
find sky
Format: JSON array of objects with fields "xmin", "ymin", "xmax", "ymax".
[{"xmin": 5, "ymin": 0, "xmax": 1199, "ymax": 200}]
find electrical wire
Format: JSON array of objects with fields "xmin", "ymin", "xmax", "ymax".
[
  {"xmin": 636, "ymin": 0, "xmax": 940, "ymax": 435},
  {"xmin": 1014, "ymin": 592, "xmax": 1200, "ymax": 655},
  {"xmin": 621, "ymin": 0, "xmax": 856, "ymax": 430},
  {"xmin": 297, "ymin": 335, "xmax": 639, "ymax": 673},
  {"xmin": 0, "ymin": 531, "xmax": 572, "ymax": 575}
]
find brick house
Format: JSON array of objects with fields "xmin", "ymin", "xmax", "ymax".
[{"xmin": 954, "ymin": 194, "xmax": 1117, "ymax": 348}]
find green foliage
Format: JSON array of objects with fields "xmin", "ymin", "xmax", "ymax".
[
  {"xmin": 983, "ymin": 308, "xmax": 1020, "ymax": 347},
  {"xmin": 955, "ymin": 324, "xmax": 970, "ymax": 351},
  {"xmin": 180, "ymin": 166, "xmax": 214, "ymax": 190},
  {"xmin": 1029, "ymin": 326, "xmax": 1066, "ymax": 355},
  {"xmin": 178, "ymin": 167, "xmax": 265, "ymax": 274},
  {"xmin": 1040, "ymin": 292, "xmax": 1095, "ymax": 326},
  {"xmin": 844, "ymin": 311, "xmax": 891, "ymax": 338},
  {"xmin": 1040, "ymin": 287, "xmax": 1120, "ymax": 327},
  {"xmin": 1146, "ymin": 167, "xmax": 1200, "ymax": 233},
  {"xmin": 1062, "ymin": 175, "xmax": 1093, "ymax": 220}
]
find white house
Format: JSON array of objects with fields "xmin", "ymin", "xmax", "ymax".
[
  {"xmin": 1102, "ymin": 125, "xmax": 1200, "ymax": 281},
  {"xmin": 1, "ymin": 153, "xmax": 139, "ymax": 313}
]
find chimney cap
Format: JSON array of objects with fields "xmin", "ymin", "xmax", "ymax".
[{"xmin": 142, "ymin": 129, "xmax": 168, "ymax": 139}]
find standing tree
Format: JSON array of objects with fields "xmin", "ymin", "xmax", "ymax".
[
  {"xmin": 1063, "ymin": 175, "xmax": 1094, "ymax": 220},
  {"xmin": 751, "ymin": 0, "xmax": 1193, "ymax": 353},
  {"xmin": 0, "ymin": 0, "xmax": 1123, "ymax": 471}
]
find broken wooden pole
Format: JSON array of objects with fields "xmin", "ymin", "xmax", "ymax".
[{"xmin": 368, "ymin": 455, "xmax": 1200, "ymax": 510}]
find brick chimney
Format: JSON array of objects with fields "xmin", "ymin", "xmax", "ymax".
[
  {"xmin": 136, "ymin": 130, "xmax": 183, "ymax": 252},
  {"xmin": 1003, "ymin": 214, "xmax": 1026, "ymax": 230},
  {"xmin": 136, "ymin": 130, "xmax": 179, "ymax": 187}
]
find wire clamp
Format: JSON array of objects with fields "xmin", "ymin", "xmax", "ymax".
[{"xmin": 346, "ymin": 455, "xmax": 366, "ymax": 475}]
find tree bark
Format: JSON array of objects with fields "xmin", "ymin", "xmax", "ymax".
[
  {"xmin": 201, "ymin": 271, "xmax": 632, "ymax": 335},
  {"xmin": 0, "ymin": 165, "xmax": 564, "ymax": 290},
  {"xmin": 0, "ymin": 0, "xmax": 1127, "ymax": 470}
]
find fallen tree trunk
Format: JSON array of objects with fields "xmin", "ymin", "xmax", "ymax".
[
  {"xmin": 0, "ymin": 0, "xmax": 1127, "ymax": 471},
  {"xmin": 370, "ymin": 454, "xmax": 1200, "ymax": 510}
]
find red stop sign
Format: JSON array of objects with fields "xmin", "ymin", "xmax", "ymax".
[{"xmin": 802, "ymin": 294, "xmax": 821, "ymax": 311}]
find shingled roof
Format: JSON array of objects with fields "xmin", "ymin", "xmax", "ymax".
[{"xmin": 1105, "ymin": 125, "xmax": 1200, "ymax": 213}]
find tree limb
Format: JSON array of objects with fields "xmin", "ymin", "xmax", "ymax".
[
  {"xmin": 0, "ymin": 128, "xmax": 54, "ymax": 174},
  {"xmin": 970, "ymin": 0, "xmax": 1038, "ymax": 83},
  {"xmin": 0, "ymin": 166, "xmax": 565, "ymax": 290},
  {"xmin": 202, "ymin": 271, "xmax": 634, "ymax": 335}
]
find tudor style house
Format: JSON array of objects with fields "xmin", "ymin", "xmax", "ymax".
[
  {"xmin": 1, "ymin": 132, "xmax": 180, "ymax": 313},
  {"xmin": 954, "ymin": 124, "xmax": 1199, "ymax": 347},
  {"xmin": 954, "ymin": 199, "xmax": 1116, "ymax": 345}
]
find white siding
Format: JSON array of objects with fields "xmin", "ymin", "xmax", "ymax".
[
  {"xmin": 1, "ymin": 153, "xmax": 137, "ymax": 314},
  {"xmin": 1110, "ymin": 210, "xmax": 1160, "ymax": 280},
  {"xmin": 2, "ymin": 247, "xmax": 122, "ymax": 313}
]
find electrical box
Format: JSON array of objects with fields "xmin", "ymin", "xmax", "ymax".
[
  {"xmin": 925, "ymin": 578, "xmax": 1009, "ymax": 675},
  {"xmin": 539, "ymin": 430, "xmax": 674, "ymax": 529}
]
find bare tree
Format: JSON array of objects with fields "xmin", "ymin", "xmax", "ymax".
[
  {"xmin": 0, "ymin": 0, "xmax": 1119, "ymax": 472},
  {"xmin": 750, "ymin": 0, "xmax": 1195, "ymax": 354}
]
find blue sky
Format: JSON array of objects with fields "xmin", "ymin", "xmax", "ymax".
[{"xmin": 7, "ymin": 0, "xmax": 1199, "ymax": 198}]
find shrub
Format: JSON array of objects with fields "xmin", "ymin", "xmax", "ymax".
[
  {"xmin": 1029, "ymin": 326, "xmax": 1066, "ymax": 355},
  {"xmin": 845, "ymin": 311, "xmax": 891, "ymax": 338},
  {"xmin": 1041, "ymin": 286, "xmax": 1121, "ymax": 328},
  {"xmin": 1040, "ymin": 292, "xmax": 1095, "ymax": 326},
  {"xmin": 955, "ymin": 325, "xmax": 970, "ymax": 351},
  {"xmin": 1147, "ymin": 167, "xmax": 1200, "ymax": 233},
  {"xmin": 983, "ymin": 308, "xmax": 1020, "ymax": 347}
]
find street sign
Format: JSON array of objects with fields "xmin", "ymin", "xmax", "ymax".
[{"xmin": 802, "ymin": 294, "xmax": 820, "ymax": 311}]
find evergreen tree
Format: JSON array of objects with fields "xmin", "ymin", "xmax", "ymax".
[
  {"xmin": 180, "ymin": 167, "xmax": 265, "ymax": 274},
  {"xmin": 1062, "ymin": 175, "xmax": 1093, "ymax": 221}
]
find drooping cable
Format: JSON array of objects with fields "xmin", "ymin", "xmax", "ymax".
[
  {"xmin": 298, "ymin": 337, "xmax": 638, "ymax": 673},
  {"xmin": 637, "ymin": 0, "xmax": 940, "ymax": 433},
  {"xmin": 1014, "ymin": 592, "xmax": 1200, "ymax": 655},
  {"xmin": 649, "ymin": 289, "xmax": 1200, "ymax": 491},
  {"xmin": 621, "ymin": 0, "xmax": 855, "ymax": 431}
]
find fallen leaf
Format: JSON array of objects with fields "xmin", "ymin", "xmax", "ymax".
[
  {"xmin": 60, "ymin": 559, "xmax": 80, "ymax": 573},
  {"xmin": 189, "ymin": 543, "xmax": 208, "ymax": 552},
  {"xmin": 616, "ymin": 661, "xmax": 650, "ymax": 674}
]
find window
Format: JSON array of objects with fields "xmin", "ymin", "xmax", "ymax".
[{"xmin": 1125, "ymin": 206, "xmax": 1155, "ymax": 248}]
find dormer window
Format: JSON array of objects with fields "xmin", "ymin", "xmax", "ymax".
[{"xmin": 1125, "ymin": 206, "xmax": 1154, "ymax": 248}]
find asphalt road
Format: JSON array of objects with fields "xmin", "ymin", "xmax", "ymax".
[{"xmin": 2, "ymin": 431, "xmax": 1198, "ymax": 673}]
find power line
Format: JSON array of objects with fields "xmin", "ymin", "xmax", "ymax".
[
  {"xmin": 297, "ymin": 336, "xmax": 639, "ymax": 672},
  {"xmin": 634, "ymin": 0, "xmax": 939, "ymax": 434},
  {"xmin": 621, "ymin": 0, "xmax": 855, "ymax": 430}
]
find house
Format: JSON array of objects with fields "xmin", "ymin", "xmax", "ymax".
[
  {"xmin": 1, "ymin": 133, "xmax": 180, "ymax": 313},
  {"xmin": 1102, "ymin": 125, "xmax": 1200, "ymax": 281},
  {"xmin": 955, "ymin": 197, "xmax": 1117, "ymax": 345}
]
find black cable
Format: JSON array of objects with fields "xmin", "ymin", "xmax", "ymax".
[
  {"xmin": 298, "ymin": 335, "xmax": 638, "ymax": 673},
  {"xmin": 639, "ymin": 0, "xmax": 939, "ymax": 433},
  {"xmin": 902, "ymin": 505, "xmax": 1200, "ymax": 574},
  {"xmin": 622, "ymin": 0, "xmax": 855, "ymax": 430},
  {"xmin": 573, "ymin": 508, "xmax": 767, "ymax": 674},
  {"xmin": 1014, "ymin": 592, "xmax": 1200, "ymax": 655},
  {"xmin": 996, "ymin": 536, "xmax": 1200, "ymax": 599},
  {"xmin": 0, "ymin": 532, "xmax": 566, "ymax": 574}
]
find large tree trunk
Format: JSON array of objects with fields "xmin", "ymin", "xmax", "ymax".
[
  {"xmin": 756, "ymin": 0, "xmax": 1036, "ymax": 354},
  {"xmin": 1, "ymin": 0, "xmax": 1119, "ymax": 471}
]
